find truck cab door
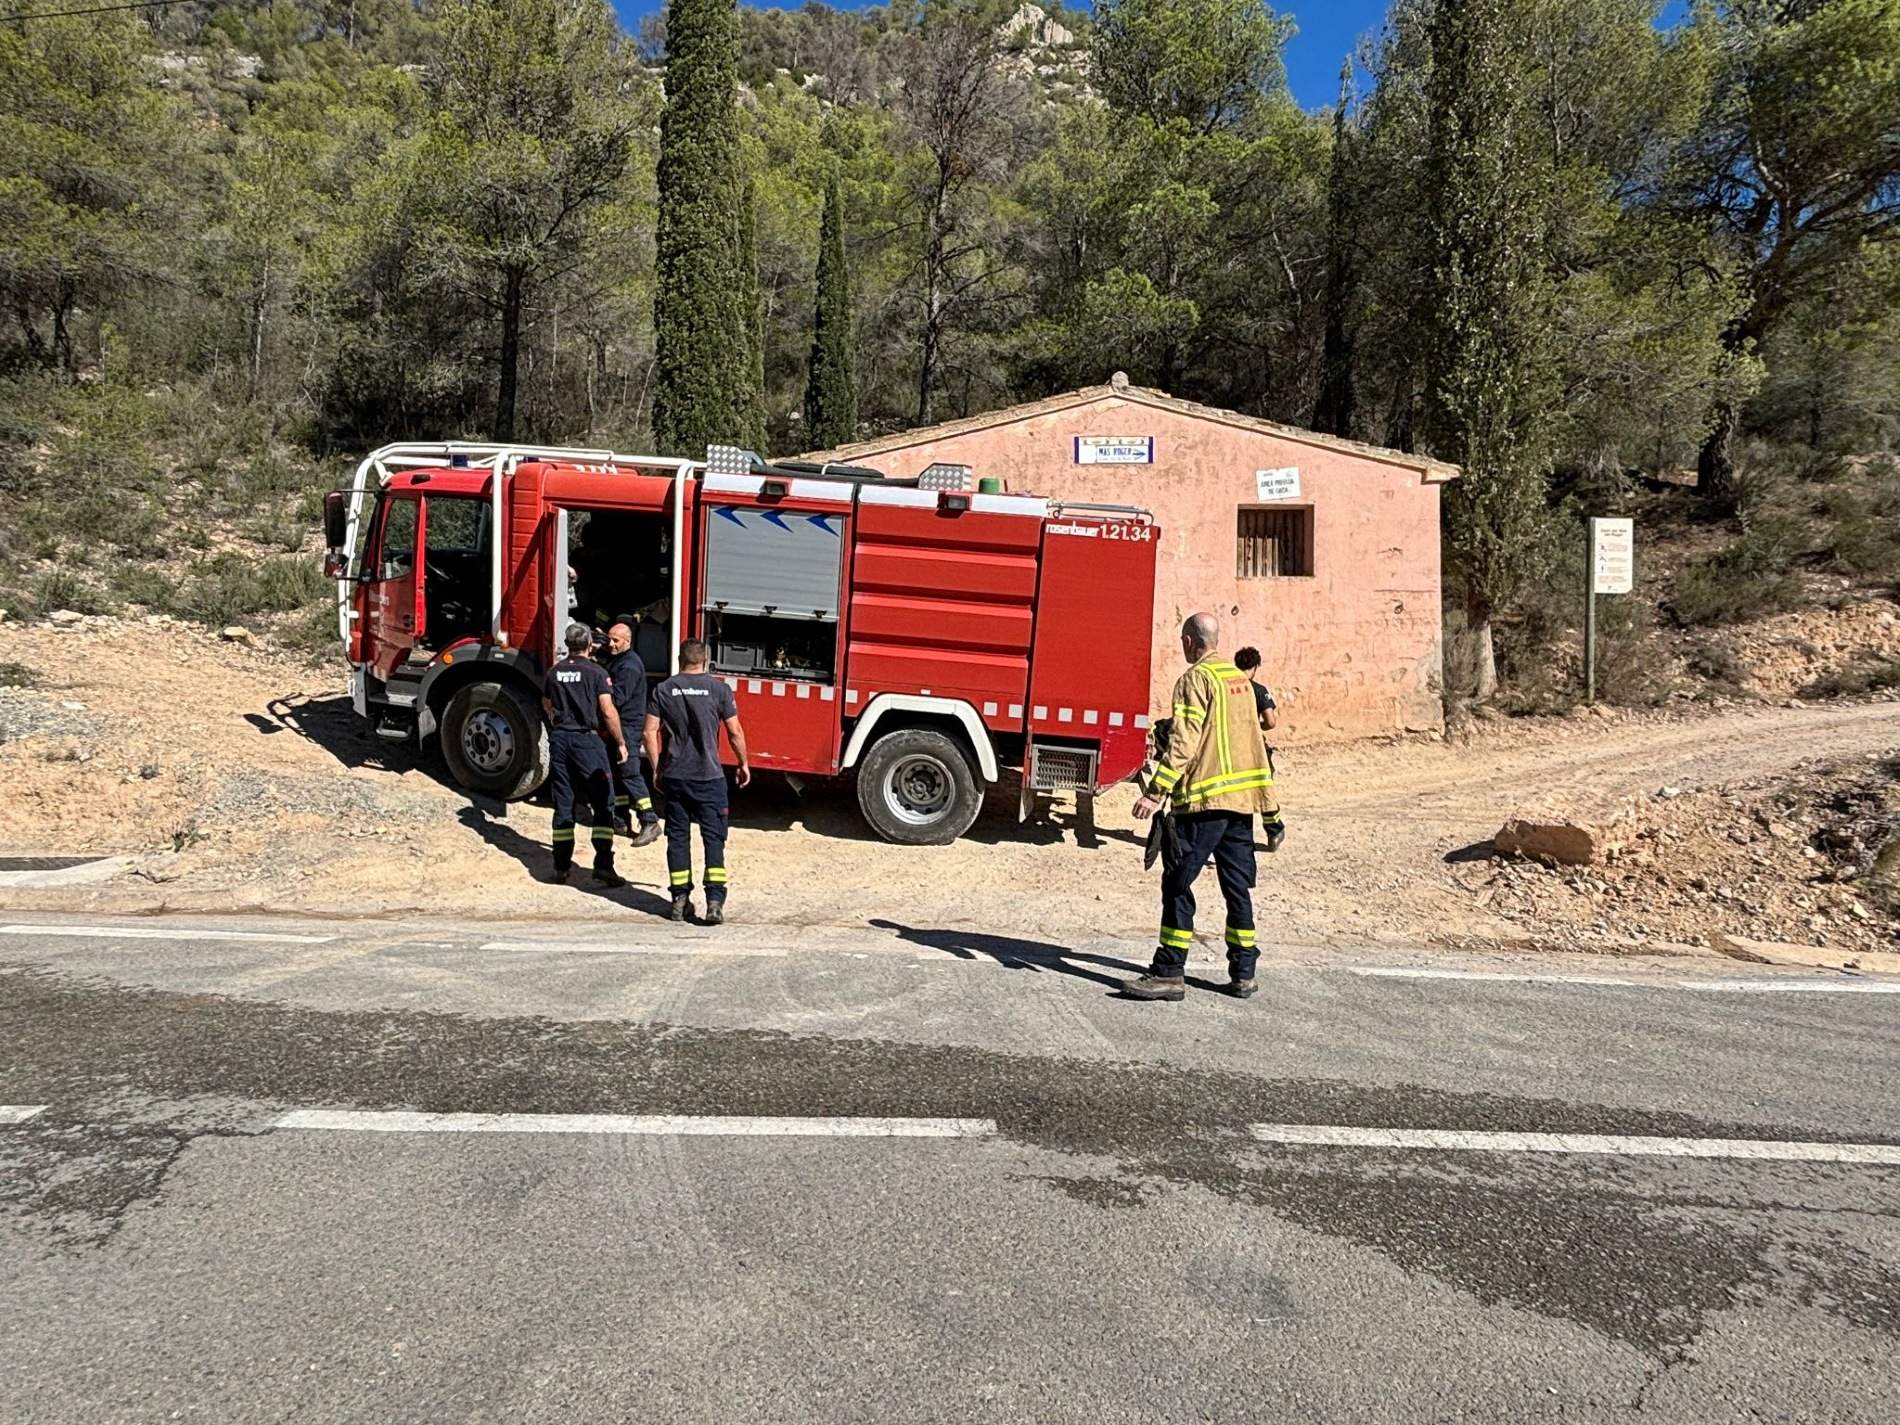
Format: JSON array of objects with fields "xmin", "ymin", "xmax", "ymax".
[{"xmin": 361, "ymin": 492, "xmax": 426, "ymax": 682}]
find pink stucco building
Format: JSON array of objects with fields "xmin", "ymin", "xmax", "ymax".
[{"xmin": 799, "ymin": 377, "xmax": 1457, "ymax": 741}]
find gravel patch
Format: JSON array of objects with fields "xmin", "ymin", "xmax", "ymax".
[{"xmin": 0, "ymin": 689, "xmax": 106, "ymax": 743}]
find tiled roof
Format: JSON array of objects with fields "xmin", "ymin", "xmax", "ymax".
[{"xmin": 794, "ymin": 381, "xmax": 1459, "ymax": 482}]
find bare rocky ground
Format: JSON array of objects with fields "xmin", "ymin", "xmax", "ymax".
[{"xmin": 1, "ymin": 615, "xmax": 1896, "ymax": 961}]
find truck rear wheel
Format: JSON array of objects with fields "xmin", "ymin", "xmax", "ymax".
[
  {"xmin": 440, "ymin": 681, "xmax": 550, "ymax": 800},
  {"xmin": 856, "ymin": 728, "xmax": 982, "ymax": 846}
]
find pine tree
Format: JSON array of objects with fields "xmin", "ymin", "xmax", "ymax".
[
  {"xmin": 1419, "ymin": 0, "xmax": 1555, "ymax": 703},
  {"xmin": 652, "ymin": 0, "xmax": 749, "ymax": 456},
  {"xmin": 803, "ymin": 170, "xmax": 858, "ymax": 449},
  {"xmin": 1313, "ymin": 57, "xmax": 1358, "ymax": 438}
]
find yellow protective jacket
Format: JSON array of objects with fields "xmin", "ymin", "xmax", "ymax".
[{"xmin": 1143, "ymin": 656, "xmax": 1278, "ymax": 816}]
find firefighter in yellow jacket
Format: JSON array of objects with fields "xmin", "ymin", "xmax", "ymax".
[{"xmin": 1125, "ymin": 612, "xmax": 1279, "ymax": 1002}]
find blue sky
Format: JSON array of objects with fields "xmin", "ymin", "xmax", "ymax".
[{"xmin": 611, "ymin": 1, "xmax": 1394, "ymax": 112}]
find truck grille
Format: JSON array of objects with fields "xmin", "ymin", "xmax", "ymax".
[{"xmin": 1028, "ymin": 744, "xmax": 1098, "ymax": 792}]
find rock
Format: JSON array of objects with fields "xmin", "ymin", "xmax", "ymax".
[
  {"xmin": 1493, "ymin": 818, "xmax": 1605, "ymax": 867},
  {"xmin": 220, "ymin": 625, "xmax": 255, "ymax": 645},
  {"xmin": 59, "ymin": 700, "xmax": 87, "ymax": 711},
  {"xmin": 1657, "ymin": 785, "xmax": 1683, "ymax": 799},
  {"xmin": 48, "ymin": 609, "xmax": 84, "ymax": 626}
]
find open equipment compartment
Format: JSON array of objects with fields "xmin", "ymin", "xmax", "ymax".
[{"xmin": 701, "ymin": 501, "xmax": 845, "ymax": 684}]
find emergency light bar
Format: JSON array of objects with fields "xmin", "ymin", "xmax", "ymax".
[{"xmin": 918, "ymin": 463, "xmax": 973, "ymax": 491}]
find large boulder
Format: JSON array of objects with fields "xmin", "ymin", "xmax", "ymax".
[{"xmin": 1493, "ymin": 818, "xmax": 1605, "ymax": 866}]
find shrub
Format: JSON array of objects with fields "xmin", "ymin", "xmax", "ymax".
[
  {"xmin": 1801, "ymin": 658, "xmax": 1900, "ymax": 700},
  {"xmin": 1671, "ymin": 518, "xmax": 1807, "ymax": 626},
  {"xmin": 179, "ymin": 552, "xmax": 328, "ymax": 626},
  {"xmin": 108, "ymin": 562, "xmax": 181, "ymax": 612},
  {"xmin": 0, "ymin": 661, "xmax": 40, "ymax": 688},
  {"xmin": 28, "ymin": 568, "xmax": 116, "ymax": 616}
]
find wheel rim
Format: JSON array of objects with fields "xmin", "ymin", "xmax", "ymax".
[
  {"xmin": 461, "ymin": 708, "xmax": 516, "ymax": 776},
  {"xmin": 885, "ymin": 752, "xmax": 952, "ymax": 827}
]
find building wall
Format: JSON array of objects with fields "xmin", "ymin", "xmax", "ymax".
[{"xmin": 815, "ymin": 395, "xmax": 1446, "ymax": 740}]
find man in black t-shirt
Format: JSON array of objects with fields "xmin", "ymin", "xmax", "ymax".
[
  {"xmin": 643, "ymin": 639, "xmax": 751, "ymax": 924},
  {"xmin": 601, "ymin": 620, "xmax": 661, "ymax": 846},
  {"xmin": 1233, "ymin": 645, "xmax": 1287, "ymax": 853},
  {"xmin": 541, "ymin": 622, "xmax": 628, "ymax": 886}
]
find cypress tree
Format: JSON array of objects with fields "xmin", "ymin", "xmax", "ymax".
[
  {"xmin": 1419, "ymin": 0, "xmax": 1554, "ymax": 704},
  {"xmin": 803, "ymin": 170, "xmax": 858, "ymax": 449},
  {"xmin": 735, "ymin": 171, "xmax": 768, "ymax": 452},
  {"xmin": 1312, "ymin": 57, "xmax": 1357, "ymax": 439},
  {"xmin": 652, "ymin": 0, "xmax": 748, "ymax": 456}
]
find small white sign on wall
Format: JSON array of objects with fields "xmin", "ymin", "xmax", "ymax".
[
  {"xmin": 1075, "ymin": 436, "xmax": 1154, "ymax": 465},
  {"xmin": 1255, "ymin": 466, "xmax": 1301, "ymax": 501}
]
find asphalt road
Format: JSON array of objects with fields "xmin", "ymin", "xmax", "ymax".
[{"xmin": 2, "ymin": 913, "xmax": 1896, "ymax": 1423}]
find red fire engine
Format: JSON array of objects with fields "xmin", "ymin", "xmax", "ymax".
[{"xmin": 322, "ymin": 442, "xmax": 1158, "ymax": 844}]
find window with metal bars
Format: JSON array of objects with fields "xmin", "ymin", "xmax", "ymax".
[{"xmin": 1236, "ymin": 507, "xmax": 1313, "ymax": 578}]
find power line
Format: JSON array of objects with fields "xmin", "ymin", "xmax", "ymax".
[{"xmin": 4, "ymin": 0, "xmax": 184, "ymax": 20}]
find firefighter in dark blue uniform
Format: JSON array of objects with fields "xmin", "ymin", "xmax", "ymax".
[
  {"xmin": 541, "ymin": 623, "xmax": 627, "ymax": 887},
  {"xmin": 601, "ymin": 620, "xmax": 662, "ymax": 847},
  {"xmin": 643, "ymin": 639, "xmax": 751, "ymax": 925}
]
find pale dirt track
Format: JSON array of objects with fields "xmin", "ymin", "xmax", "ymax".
[{"xmin": 2, "ymin": 620, "xmax": 1896, "ymax": 951}]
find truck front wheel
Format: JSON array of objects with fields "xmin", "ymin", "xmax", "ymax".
[
  {"xmin": 855, "ymin": 727, "xmax": 982, "ymax": 845},
  {"xmin": 440, "ymin": 681, "xmax": 550, "ymax": 800}
]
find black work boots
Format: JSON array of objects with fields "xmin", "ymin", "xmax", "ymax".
[
  {"xmin": 1121, "ymin": 974, "xmax": 1186, "ymax": 1002},
  {"xmin": 1120, "ymin": 974, "xmax": 1258, "ymax": 1001}
]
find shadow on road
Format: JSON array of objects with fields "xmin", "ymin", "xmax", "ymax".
[
  {"xmin": 455, "ymin": 808, "xmax": 672, "ymax": 918},
  {"xmin": 867, "ymin": 918, "xmax": 1144, "ymax": 993}
]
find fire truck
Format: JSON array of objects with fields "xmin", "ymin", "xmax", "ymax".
[{"xmin": 322, "ymin": 443, "xmax": 1159, "ymax": 845}]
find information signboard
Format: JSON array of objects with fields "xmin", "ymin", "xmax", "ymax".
[
  {"xmin": 1074, "ymin": 436, "xmax": 1154, "ymax": 465},
  {"xmin": 1255, "ymin": 467, "xmax": 1301, "ymax": 501},
  {"xmin": 1590, "ymin": 517, "xmax": 1634, "ymax": 595}
]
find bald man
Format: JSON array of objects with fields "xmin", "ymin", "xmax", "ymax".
[
  {"xmin": 601, "ymin": 621, "xmax": 661, "ymax": 846},
  {"xmin": 1125, "ymin": 612, "xmax": 1279, "ymax": 1001}
]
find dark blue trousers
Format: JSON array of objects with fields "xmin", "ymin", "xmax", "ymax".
[
  {"xmin": 664, "ymin": 776, "xmax": 729, "ymax": 901},
  {"xmin": 1153, "ymin": 811, "xmax": 1257, "ymax": 978},
  {"xmin": 611, "ymin": 754, "xmax": 658, "ymax": 829},
  {"xmin": 549, "ymin": 730, "xmax": 615, "ymax": 874}
]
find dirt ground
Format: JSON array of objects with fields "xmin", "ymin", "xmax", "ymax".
[{"xmin": 2, "ymin": 616, "xmax": 1897, "ymax": 958}]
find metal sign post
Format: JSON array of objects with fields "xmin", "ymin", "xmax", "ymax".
[{"xmin": 1585, "ymin": 517, "xmax": 1634, "ymax": 705}]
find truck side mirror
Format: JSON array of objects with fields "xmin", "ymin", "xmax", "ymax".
[{"xmin": 322, "ymin": 490, "xmax": 349, "ymax": 555}]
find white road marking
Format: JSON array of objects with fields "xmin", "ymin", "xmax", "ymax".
[
  {"xmin": 1348, "ymin": 966, "xmax": 1636, "ymax": 986},
  {"xmin": 275, "ymin": 1111, "xmax": 996, "ymax": 1138},
  {"xmin": 0, "ymin": 924, "xmax": 335, "ymax": 945},
  {"xmin": 1251, "ymin": 1123, "xmax": 1900, "ymax": 1163},
  {"xmin": 476, "ymin": 940, "xmax": 787, "ymax": 958},
  {"xmin": 0, "ymin": 1106, "xmax": 47, "ymax": 1124},
  {"xmin": 1677, "ymin": 979, "xmax": 1900, "ymax": 994}
]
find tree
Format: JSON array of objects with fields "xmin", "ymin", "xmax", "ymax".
[
  {"xmin": 1676, "ymin": 0, "xmax": 1900, "ymax": 503},
  {"xmin": 1312, "ymin": 59, "xmax": 1358, "ymax": 436},
  {"xmin": 421, "ymin": 0, "xmax": 640, "ymax": 441},
  {"xmin": 0, "ymin": 8, "xmax": 170, "ymax": 372},
  {"xmin": 653, "ymin": 0, "xmax": 752, "ymax": 455},
  {"xmin": 893, "ymin": 0, "xmax": 1030, "ymax": 424},
  {"xmin": 1094, "ymin": 0, "xmax": 1290, "ymax": 134},
  {"xmin": 1419, "ymin": 0, "xmax": 1556, "ymax": 703},
  {"xmin": 735, "ymin": 169, "xmax": 768, "ymax": 452},
  {"xmin": 803, "ymin": 168, "xmax": 858, "ymax": 447}
]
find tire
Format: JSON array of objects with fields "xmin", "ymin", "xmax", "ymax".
[
  {"xmin": 855, "ymin": 727, "xmax": 982, "ymax": 846},
  {"xmin": 440, "ymin": 680, "xmax": 550, "ymax": 800}
]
